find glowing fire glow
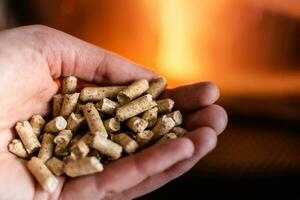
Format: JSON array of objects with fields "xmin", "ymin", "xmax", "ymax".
[
  {"xmin": 45, "ymin": 0, "xmax": 300, "ymax": 95},
  {"xmin": 156, "ymin": 0, "xmax": 203, "ymax": 85}
]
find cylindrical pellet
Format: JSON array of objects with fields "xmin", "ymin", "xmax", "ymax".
[
  {"xmin": 66, "ymin": 113, "xmax": 85, "ymax": 132},
  {"xmin": 15, "ymin": 121, "xmax": 41, "ymax": 154},
  {"xmin": 142, "ymin": 107, "xmax": 158, "ymax": 127},
  {"xmin": 156, "ymin": 99, "xmax": 175, "ymax": 114},
  {"xmin": 52, "ymin": 94, "xmax": 63, "ymax": 118},
  {"xmin": 126, "ymin": 117, "xmax": 148, "ymax": 133},
  {"xmin": 64, "ymin": 157, "xmax": 103, "ymax": 177},
  {"xmin": 152, "ymin": 115, "xmax": 176, "ymax": 140},
  {"xmin": 116, "ymin": 94, "xmax": 157, "ymax": 122},
  {"xmin": 55, "ymin": 144, "xmax": 69, "ymax": 157},
  {"xmin": 27, "ymin": 157, "xmax": 59, "ymax": 193},
  {"xmin": 8, "ymin": 139, "xmax": 28, "ymax": 158},
  {"xmin": 38, "ymin": 133, "xmax": 55, "ymax": 162},
  {"xmin": 146, "ymin": 77, "xmax": 167, "ymax": 99},
  {"xmin": 172, "ymin": 126, "xmax": 188, "ymax": 137},
  {"xmin": 166, "ymin": 110, "xmax": 183, "ymax": 126},
  {"xmin": 95, "ymin": 98, "xmax": 120, "ymax": 115},
  {"xmin": 88, "ymin": 134, "xmax": 122, "ymax": 160},
  {"xmin": 60, "ymin": 93, "xmax": 80, "ymax": 118},
  {"xmin": 44, "ymin": 116, "xmax": 67, "ymax": 134},
  {"xmin": 80, "ymin": 86, "xmax": 125, "ymax": 102},
  {"xmin": 156, "ymin": 132, "xmax": 177, "ymax": 144},
  {"xmin": 136, "ymin": 130, "xmax": 154, "ymax": 147},
  {"xmin": 30, "ymin": 115, "xmax": 45, "ymax": 136},
  {"xmin": 69, "ymin": 132, "xmax": 85, "ymax": 149},
  {"xmin": 54, "ymin": 130, "xmax": 73, "ymax": 144},
  {"xmin": 103, "ymin": 118, "xmax": 120, "ymax": 133},
  {"xmin": 117, "ymin": 79, "xmax": 149, "ymax": 105},
  {"xmin": 77, "ymin": 103, "xmax": 107, "ymax": 118},
  {"xmin": 113, "ymin": 133, "xmax": 139, "ymax": 154},
  {"xmin": 70, "ymin": 140, "xmax": 90, "ymax": 160},
  {"xmin": 82, "ymin": 103, "xmax": 107, "ymax": 137},
  {"xmin": 77, "ymin": 132, "xmax": 92, "ymax": 145},
  {"xmin": 54, "ymin": 130, "xmax": 73, "ymax": 156},
  {"xmin": 46, "ymin": 157, "xmax": 65, "ymax": 176},
  {"xmin": 62, "ymin": 76, "xmax": 77, "ymax": 94}
]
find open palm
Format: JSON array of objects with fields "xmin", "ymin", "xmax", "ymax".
[{"xmin": 0, "ymin": 25, "xmax": 227, "ymax": 200}]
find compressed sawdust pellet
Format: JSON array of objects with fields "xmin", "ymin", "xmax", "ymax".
[
  {"xmin": 38, "ymin": 133, "xmax": 55, "ymax": 162},
  {"xmin": 30, "ymin": 115, "xmax": 45, "ymax": 136},
  {"xmin": 8, "ymin": 76, "xmax": 187, "ymax": 193},
  {"xmin": 27, "ymin": 157, "xmax": 58, "ymax": 193}
]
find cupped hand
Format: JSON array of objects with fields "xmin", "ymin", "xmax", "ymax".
[{"xmin": 0, "ymin": 25, "xmax": 227, "ymax": 200}]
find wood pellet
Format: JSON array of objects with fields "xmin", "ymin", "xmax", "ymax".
[{"xmin": 7, "ymin": 76, "xmax": 187, "ymax": 193}]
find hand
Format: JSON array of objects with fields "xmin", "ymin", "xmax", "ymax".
[{"xmin": 0, "ymin": 25, "xmax": 227, "ymax": 200}]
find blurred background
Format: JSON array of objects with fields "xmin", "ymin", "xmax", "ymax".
[{"xmin": 2, "ymin": 0, "xmax": 300, "ymax": 198}]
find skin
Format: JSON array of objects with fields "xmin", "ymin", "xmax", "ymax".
[{"xmin": 0, "ymin": 25, "xmax": 227, "ymax": 200}]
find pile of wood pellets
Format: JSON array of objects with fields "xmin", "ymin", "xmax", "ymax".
[{"xmin": 8, "ymin": 76, "xmax": 187, "ymax": 193}]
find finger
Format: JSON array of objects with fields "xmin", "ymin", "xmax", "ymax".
[
  {"xmin": 161, "ymin": 82, "xmax": 220, "ymax": 113},
  {"xmin": 122, "ymin": 127, "xmax": 217, "ymax": 199},
  {"xmin": 26, "ymin": 25, "xmax": 157, "ymax": 85},
  {"xmin": 61, "ymin": 138, "xmax": 194, "ymax": 200},
  {"xmin": 34, "ymin": 176, "xmax": 65, "ymax": 200},
  {"xmin": 184, "ymin": 104, "xmax": 228, "ymax": 134}
]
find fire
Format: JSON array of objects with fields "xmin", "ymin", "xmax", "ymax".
[
  {"xmin": 40, "ymin": 0, "xmax": 300, "ymax": 94},
  {"xmin": 156, "ymin": 0, "xmax": 202, "ymax": 86}
]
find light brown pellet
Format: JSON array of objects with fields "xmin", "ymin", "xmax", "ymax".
[
  {"xmin": 66, "ymin": 113, "xmax": 85, "ymax": 132},
  {"xmin": 136, "ymin": 130, "xmax": 154, "ymax": 147},
  {"xmin": 166, "ymin": 110, "xmax": 183, "ymax": 126},
  {"xmin": 156, "ymin": 98, "xmax": 175, "ymax": 114},
  {"xmin": 64, "ymin": 156, "xmax": 103, "ymax": 177},
  {"xmin": 27, "ymin": 157, "xmax": 58, "ymax": 193},
  {"xmin": 70, "ymin": 140, "xmax": 90, "ymax": 160},
  {"xmin": 30, "ymin": 115, "xmax": 45, "ymax": 136},
  {"xmin": 77, "ymin": 132, "xmax": 92, "ymax": 145},
  {"xmin": 156, "ymin": 132, "xmax": 177, "ymax": 144},
  {"xmin": 15, "ymin": 121, "xmax": 41, "ymax": 154},
  {"xmin": 62, "ymin": 76, "xmax": 77, "ymax": 94},
  {"xmin": 142, "ymin": 107, "xmax": 158, "ymax": 127},
  {"xmin": 126, "ymin": 116, "xmax": 148, "ymax": 133},
  {"xmin": 60, "ymin": 93, "xmax": 80, "ymax": 118},
  {"xmin": 103, "ymin": 118, "xmax": 120, "ymax": 133},
  {"xmin": 113, "ymin": 133, "xmax": 139, "ymax": 154},
  {"xmin": 82, "ymin": 103, "xmax": 107, "ymax": 137},
  {"xmin": 8, "ymin": 139, "xmax": 28, "ymax": 158},
  {"xmin": 152, "ymin": 115, "xmax": 176, "ymax": 140},
  {"xmin": 117, "ymin": 79, "xmax": 149, "ymax": 105},
  {"xmin": 54, "ymin": 130, "xmax": 73, "ymax": 156},
  {"xmin": 146, "ymin": 77, "xmax": 167, "ymax": 99},
  {"xmin": 116, "ymin": 94, "xmax": 157, "ymax": 122},
  {"xmin": 38, "ymin": 133, "xmax": 55, "ymax": 162},
  {"xmin": 46, "ymin": 157, "xmax": 65, "ymax": 176},
  {"xmin": 69, "ymin": 132, "xmax": 85, "ymax": 149},
  {"xmin": 88, "ymin": 134, "xmax": 122, "ymax": 160},
  {"xmin": 172, "ymin": 126, "xmax": 188, "ymax": 137},
  {"xmin": 44, "ymin": 116, "xmax": 67, "ymax": 134},
  {"xmin": 95, "ymin": 98, "xmax": 120, "ymax": 115},
  {"xmin": 80, "ymin": 86, "xmax": 126, "ymax": 102},
  {"xmin": 53, "ymin": 94, "xmax": 63, "ymax": 118},
  {"xmin": 54, "ymin": 130, "xmax": 73, "ymax": 144}
]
